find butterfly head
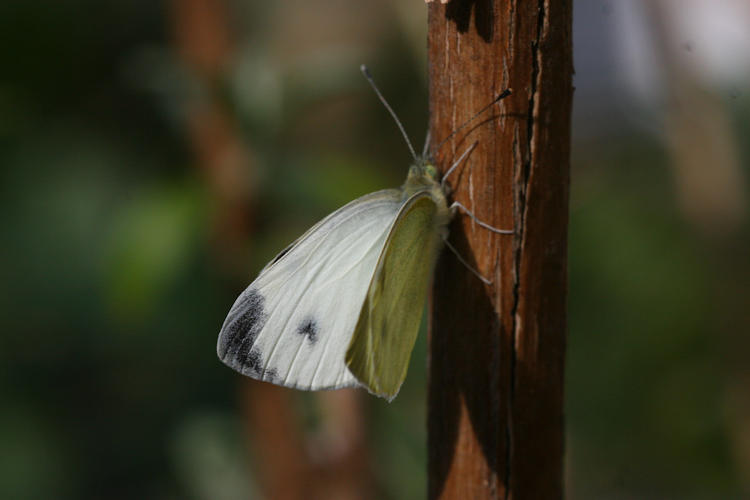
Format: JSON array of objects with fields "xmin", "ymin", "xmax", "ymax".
[
  {"xmin": 406, "ymin": 161, "xmax": 440, "ymax": 188},
  {"xmin": 403, "ymin": 160, "xmax": 449, "ymax": 212}
]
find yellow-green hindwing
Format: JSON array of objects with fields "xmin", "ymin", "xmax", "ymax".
[{"xmin": 345, "ymin": 192, "xmax": 445, "ymax": 401}]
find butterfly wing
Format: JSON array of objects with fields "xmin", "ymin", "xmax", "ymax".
[
  {"xmin": 217, "ymin": 189, "xmax": 404, "ymax": 391},
  {"xmin": 345, "ymin": 192, "xmax": 447, "ymax": 401}
]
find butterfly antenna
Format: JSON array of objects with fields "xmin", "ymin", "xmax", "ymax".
[
  {"xmin": 422, "ymin": 130, "xmax": 431, "ymax": 158},
  {"xmin": 361, "ymin": 65, "xmax": 418, "ymax": 163},
  {"xmin": 432, "ymin": 88, "xmax": 512, "ymax": 156}
]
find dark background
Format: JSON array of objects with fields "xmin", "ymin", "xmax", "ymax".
[{"xmin": 1, "ymin": 1, "xmax": 748, "ymax": 498}]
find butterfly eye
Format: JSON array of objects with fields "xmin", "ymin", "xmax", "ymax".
[{"xmin": 425, "ymin": 164, "xmax": 438, "ymax": 179}]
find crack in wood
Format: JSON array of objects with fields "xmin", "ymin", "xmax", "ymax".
[{"xmin": 505, "ymin": 1, "xmax": 547, "ymax": 498}]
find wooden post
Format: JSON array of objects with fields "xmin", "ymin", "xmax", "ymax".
[{"xmin": 427, "ymin": 1, "xmax": 572, "ymax": 499}]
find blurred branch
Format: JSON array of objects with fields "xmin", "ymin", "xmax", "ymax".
[
  {"xmin": 645, "ymin": 5, "xmax": 749, "ymax": 489},
  {"xmin": 170, "ymin": 0, "xmax": 254, "ymax": 273},
  {"xmin": 168, "ymin": 1, "xmax": 372, "ymax": 498},
  {"xmin": 427, "ymin": 1, "xmax": 572, "ymax": 498},
  {"xmin": 647, "ymin": 0, "xmax": 746, "ymax": 235}
]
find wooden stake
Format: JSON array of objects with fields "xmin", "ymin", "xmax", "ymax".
[{"xmin": 427, "ymin": 1, "xmax": 572, "ymax": 498}]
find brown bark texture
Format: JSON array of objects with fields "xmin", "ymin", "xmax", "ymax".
[{"xmin": 427, "ymin": 1, "xmax": 572, "ymax": 499}]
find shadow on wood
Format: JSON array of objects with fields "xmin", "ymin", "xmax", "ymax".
[
  {"xmin": 445, "ymin": 0, "xmax": 494, "ymax": 42},
  {"xmin": 427, "ymin": 0, "xmax": 572, "ymax": 498},
  {"xmin": 429, "ymin": 223, "xmax": 511, "ymax": 498}
]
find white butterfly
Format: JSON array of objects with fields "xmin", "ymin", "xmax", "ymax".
[{"xmin": 217, "ymin": 66, "xmax": 511, "ymax": 401}]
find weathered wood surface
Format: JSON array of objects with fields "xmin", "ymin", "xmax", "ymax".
[{"xmin": 427, "ymin": 1, "xmax": 573, "ymax": 498}]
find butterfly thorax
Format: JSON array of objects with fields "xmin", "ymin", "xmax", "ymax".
[{"xmin": 401, "ymin": 162, "xmax": 452, "ymax": 231}]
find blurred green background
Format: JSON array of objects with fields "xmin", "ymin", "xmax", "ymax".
[{"xmin": 1, "ymin": 1, "xmax": 748, "ymax": 499}]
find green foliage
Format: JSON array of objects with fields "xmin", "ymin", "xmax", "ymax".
[{"xmin": 104, "ymin": 182, "xmax": 206, "ymax": 320}]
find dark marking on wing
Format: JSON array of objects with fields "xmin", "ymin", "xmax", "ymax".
[
  {"xmin": 243, "ymin": 348, "xmax": 262, "ymax": 373},
  {"xmin": 217, "ymin": 289, "xmax": 281, "ymax": 382},
  {"xmin": 296, "ymin": 316, "xmax": 318, "ymax": 344},
  {"xmin": 263, "ymin": 366, "xmax": 279, "ymax": 382},
  {"xmin": 265, "ymin": 242, "xmax": 295, "ymax": 269},
  {"xmin": 239, "ymin": 347, "xmax": 280, "ymax": 381},
  {"xmin": 218, "ymin": 289, "xmax": 268, "ymax": 366}
]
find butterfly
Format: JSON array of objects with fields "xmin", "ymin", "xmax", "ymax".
[{"xmin": 217, "ymin": 66, "xmax": 511, "ymax": 401}]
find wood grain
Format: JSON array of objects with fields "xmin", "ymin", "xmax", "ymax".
[{"xmin": 427, "ymin": 1, "xmax": 572, "ymax": 498}]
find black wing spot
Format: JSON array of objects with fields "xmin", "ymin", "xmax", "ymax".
[
  {"xmin": 218, "ymin": 290, "xmax": 281, "ymax": 381},
  {"xmin": 239, "ymin": 347, "xmax": 280, "ymax": 381},
  {"xmin": 296, "ymin": 316, "xmax": 319, "ymax": 344},
  {"xmin": 263, "ymin": 366, "xmax": 279, "ymax": 382},
  {"xmin": 218, "ymin": 289, "xmax": 268, "ymax": 366},
  {"xmin": 245, "ymin": 349, "xmax": 263, "ymax": 375}
]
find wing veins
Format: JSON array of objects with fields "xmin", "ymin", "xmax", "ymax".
[
  {"xmin": 307, "ymin": 208, "xmax": 406, "ymax": 388},
  {"xmin": 228, "ymin": 199, "xmax": 388, "ymax": 380},
  {"xmin": 256, "ymin": 196, "xmax": 401, "ymax": 384},
  {"xmin": 345, "ymin": 191, "xmax": 440, "ymax": 398},
  {"xmin": 262, "ymin": 213, "xmax": 394, "ymax": 380}
]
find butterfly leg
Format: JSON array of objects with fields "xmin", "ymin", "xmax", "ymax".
[
  {"xmin": 442, "ymin": 236, "xmax": 493, "ymax": 285},
  {"xmin": 441, "ymin": 142, "xmax": 478, "ymax": 189},
  {"xmin": 450, "ymin": 201, "xmax": 514, "ymax": 234}
]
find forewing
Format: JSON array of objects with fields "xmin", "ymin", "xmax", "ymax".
[
  {"xmin": 217, "ymin": 189, "xmax": 404, "ymax": 391},
  {"xmin": 345, "ymin": 192, "xmax": 443, "ymax": 401}
]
